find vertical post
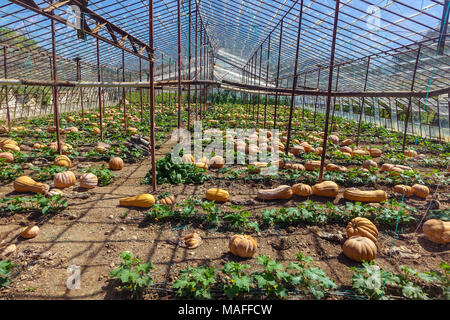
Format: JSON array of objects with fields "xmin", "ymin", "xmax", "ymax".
[
  {"xmin": 318, "ymin": 0, "xmax": 340, "ymax": 183},
  {"xmin": 329, "ymin": 65, "xmax": 340, "ymax": 133},
  {"xmin": 195, "ymin": 8, "xmax": 198, "ymax": 121},
  {"xmin": 402, "ymin": 45, "xmax": 422, "ymax": 152},
  {"xmin": 169, "ymin": 58, "xmax": 171, "ymax": 109},
  {"xmin": 96, "ymin": 38, "xmax": 103, "ymax": 140},
  {"xmin": 188, "ymin": 0, "xmax": 191, "ymax": 129},
  {"xmin": 264, "ymin": 35, "xmax": 271, "ymax": 129},
  {"xmin": 50, "ymin": 2, "xmax": 62, "ymax": 155},
  {"xmin": 286, "ymin": 0, "xmax": 304, "ymax": 155},
  {"xmin": 139, "ymin": 57, "xmax": 143, "ymax": 121},
  {"xmin": 177, "ymin": 0, "xmax": 182, "ymax": 132},
  {"xmin": 199, "ymin": 26, "xmax": 203, "ymax": 119},
  {"xmin": 149, "ymin": 0, "xmax": 156, "ymax": 191},
  {"xmin": 258, "ymin": 46, "xmax": 262, "ymax": 126},
  {"xmin": 355, "ymin": 56, "xmax": 371, "ymax": 146},
  {"xmin": 122, "ymin": 49, "xmax": 127, "ymax": 131},
  {"xmin": 436, "ymin": 97, "xmax": 441, "ymax": 140},
  {"xmin": 302, "ymin": 73, "xmax": 306, "ymax": 117},
  {"xmin": 3, "ymin": 46, "xmax": 11, "ymax": 131},
  {"xmin": 313, "ymin": 68, "xmax": 321, "ymax": 124},
  {"xmin": 273, "ymin": 20, "xmax": 283, "ymax": 129}
]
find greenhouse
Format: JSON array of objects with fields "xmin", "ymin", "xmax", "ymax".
[{"xmin": 0, "ymin": 0, "xmax": 448, "ymax": 301}]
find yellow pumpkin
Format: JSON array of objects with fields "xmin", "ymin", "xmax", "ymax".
[
  {"xmin": 206, "ymin": 188, "xmax": 229, "ymax": 202},
  {"xmin": 411, "ymin": 184, "xmax": 429, "ymax": 199},
  {"xmin": 343, "ymin": 188, "xmax": 387, "ymax": 203},
  {"xmin": 257, "ymin": 185, "xmax": 292, "ymax": 200},
  {"xmin": 346, "ymin": 217, "xmax": 378, "ymax": 243},
  {"xmin": 209, "ymin": 155, "xmax": 225, "ymax": 169},
  {"xmin": 14, "ymin": 176, "xmax": 50, "ymax": 194},
  {"xmin": 54, "ymin": 155, "xmax": 71, "ymax": 169},
  {"xmin": 120, "ymin": 194, "xmax": 155, "ymax": 208},
  {"xmin": 404, "ymin": 149, "xmax": 417, "ymax": 158},
  {"xmin": 2, "ymin": 143, "xmax": 20, "ymax": 152},
  {"xmin": 195, "ymin": 162, "xmax": 209, "ymax": 170},
  {"xmin": 229, "ymin": 234, "xmax": 257, "ymax": 258},
  {"xmin": 422, "ymin": 219, "xmax": 450, "ymax": 244},
  {"xmin": 158, "ymin": 195, "xmax": 175, "ymax": 205},
  {"xmin": 92, "ymin": 127, "xmax": 101, "ymax": 135},
  {"xmin": 291, "ymin": 183, "xmax": 312, "ymax": 197},
  {"xmin": 343, "ymin": 236, "xmax": 377, "ymax": 262},
  {"xmin": 312, "ymin": 181, "xmax": 339, "ymax": 198}
]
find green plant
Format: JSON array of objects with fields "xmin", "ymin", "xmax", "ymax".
[
  {"xmin": 201, "ymin": 200, "xmax": 221, "ymax": 227},
  {"xmin": 143, "ymin": 154, "xmax": 210, "ymax": 185},
  {"xmin": 172, "ymin": 265, "xmax": 216, "ymax": 299},
  {"xmin": 224, "ymin": 205, "xmax": 259, "ymax": 232},
  {"xmin": 221, "ymin": 262, "xmax": 251, "ymax": 299},
  {"xmin": 0, "ymin": 193, "xmax": 68, "ymax": 215},
  {"xmin": 109, "ymin": 251, "xmax": 154, "ymax": 299},
  {"xmin": 0, "ymin": 259, "xmax": 15, "ymax": 288},
  {"xmin": 80, "ymin": 165, "xmax": 115, "ymax": 186},
  {"xmin": 418, "ymin": 261, "xmax": 449, "ymax": 300},
  {"xmin": 0, "ymin": 163, "xmax": 24, "ymax": 182},
  {"xmin": 145, "ymin": 203, "xmax": 175, "ymax": 221},
  {"xmin": 30, "ymin": 165, "xmax": 66, "ymax": 182}
]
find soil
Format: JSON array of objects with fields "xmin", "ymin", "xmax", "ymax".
[{"xmin": 0, "ymin": 137, "xmax": 449, "ymax": 300}]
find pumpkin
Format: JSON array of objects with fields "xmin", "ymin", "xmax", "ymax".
[
  {"xmin": 369, "ymin": 148, "xmax": 382, "ymax": 157},
  {"xmin": 2, "ymin": 143, "xmax": 20, "ymax": 152},
  {"xmin": 109, "ymin": 157, "xmax": 124, "ymax": 170},
  {"xmin": 404, "ymin": 149, "xmax": 417, "ymax": 158},
  {"xmin": 92, "ymin": 127, "xmax": 101, "ymax": 135},
  {"xmin": 346, "ymin": 217, "xmax": 378, "ymax": 243},
  {"xmin": 249, "ymin": 162, "xmax": 268, "ymax": 173},
  {"xmin": 0, "ymin": 152, "xmax": 14, "ymax": 163},
  {"xmin": 20, "ymin": 225, "xmax": 39, "ymax": 239},
  {"xmin": 411, "ymin": 184, "xmax": 429, "ymax": 199},
  {"xmin": 158, "ymin": 195, "xmax": 175, "ymax": 205},
  {"xmin": 353, "ymin": 149, "xmax": 369, "ymax": 156},
  {"xmin": 14, "ymin": 176, "xmax": 50, "ymax": 194},
  {"xmin": 195, "ymin": 161, "xmax": 209, "ymax": 170},
  {"xmin": 342, "ymin": 236, "xmax": 377, "ymax": 262},
  {"xmin": 257, "ymin": 185, "xmax": 292, "ymax": 200},
  {"xmin": 33, "ymin": 143, "xmax": 44, "ymax": 150},
  {"xmin": 183, "ymin": 233, "xmax": 202, "ymax": 248},
  {"xmin": 380, "ymin": 163, "xmax": 395, "ymax": 172},
  {"xmin": 422, "ymin": 219, "xmax": 450, "ymax": 244},
  {"xmin": 292, "ymin": 183, "xmax": 312, "ymax": 197},
  {"xmin": 340, "ymin": 146, "xmax": 353, "ymax": 155},
  {"xmin": 305, "ymin": 160, "xmax": 321, "ymax": 171},
  {"xmin": 340, "ymin": 138, "xmax": 353, "ymax": 146},
  {"xmin": 328, "ymin": 135, "xmax": 339, "ymax": 144},
  {"xmin": 389, "ymin": 167, "xmax": 404, "ymax": 176},
  {"xmin": 54, "ymin": 171, "xmax": 76, "ymax": 188},
  {"xmin": 209, "ymin": 155, "xmax": 225, "ymax": 169},
  {"xmin": 79, "ymin": 173, "xmax": 98, "ymax": 189},
  {"xmin": 181, "ymin": 154, "xmax": 194, "ymax": 164},
  {"xmin": 326, "ymin": 163, "xmax": 341, "ymax": 172},
  {"xmin": 95, "ymin": 145, "xmax": 107, "ymax": 153},
  {"xmin": 229, "ymin": 234, "xmax": 257, "ymax": 258},
  {"xmin": 120, "ymin": 194, "xmax": 155, "ymax": 208},
  {"xmin": 54, "ymin": 155, "xmax": 71, "ymax": 169},
  {"xmin": 290, "ymin": 145, "xmax": 305, "ymax": 156},
  {"xmin": 67, "ymin": 116, "xmax": 75, "ymax": 122},
  {"xmin": 343, "ymin": 188, "xmax": 387, "ymax": 203},
  {"xmin": 284, "ymin": 163, "xmax": 305, "ymax": 171},
  {"xmin": 393, "ymin": 185, "xmax": 413, "ymax": 198},
  {"xmin": 312, "ymin": 181, "xmax": 339, "ymax": 198},
  {"xmin": 127, "ymin": 127, "xmax": 138, "ymax": 134},
  {"xmin": 206, "ymin": 188, "xmax": 229, "ymax": 202},
  {"xmin": 362, "ymin": 159, "xmax": 377, "ymax": 170}
]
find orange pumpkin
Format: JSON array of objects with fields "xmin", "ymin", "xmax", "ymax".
[
  {"xmin": 342, "ymin": 236, "xmax": 377, "ymax": 262},
  {"xmin": 54, "ymin": 171, "xmax": 76, "ymax": 188},
  {"xmin": 109, "ymin": 157, "xmax": 124, "ymax": 170},
  {"xmin": 346, "ymin": 217, "xmax": 378, "ymax": 243},
  {"xmin": 229, "ymin": 234, "xmax": 257, "ymax": 258}
]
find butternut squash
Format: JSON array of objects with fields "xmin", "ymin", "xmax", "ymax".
[
  {"xmin": 312, "ymin": 181, "xmax": 339, "ymax": 198},
  {"xmin": 14, "ymin": 176, "xmax": 50, "ymax": 194},
  {"xmin": 257, "ymin": 185, "xmax": 292, "ymax": 200},
  {"xmin": 120, "ymin": 194, "xmax": 155, "ymax": 208},
  {"xmin": 206, "ymin": 188, "xmax": 229, "ymax": 202},
  {"xmin": 422, "ymin": 219, "xmax": 450, "ymax": 244},
  {"xmin": 291, "ymin": 183, "xmax": 312, "ymax": 197},
  {"xmin": 343, "ymin": 188, "xmax": 387, "ymax": 203}
]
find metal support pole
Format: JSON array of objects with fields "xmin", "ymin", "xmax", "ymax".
[
  {"xmin": 149, "ymin": 0, "xmax": 157, "ymax": 191},
  {"xmin": 264, "ymin": 35, "xmax": 270, "ymax": 129},
  {"xmin": 195, "ymin": 8, "xmax": 198, "ymax": 120},
  {"xmin": 402, "ymin": 45, "xmax": 422, "ymax": 152},
  {"xmin": 286, "ymin": 0, "xmax": 304, "ymax": 155},
  {"xmin": 3, "ymin": 46, "xmax": 11, "ymax": 131},
  {"xmin": 356, "ymin": 56, "xmax": 371, "ymax": 146},
  {"xmin": 177, "ymin": 0, "xmax": 182, "ymax": 132},
  {"xmin": 258, "ymin": 46, "xmax": 262, "ymax": 125},
  {"xmin": 318, "ymin": 0, "xmax": 340, "ymax": 183},
  {"xmin": 273, "ymin": 20, "xmax": 283, "ymax": 129},
  {"xmin": 313, "ymin": 68, "xmax": 321, "ymax": 124},
  {"xmin": 96, "ymin": 38, "xmax": 103, "ymax": 140},
  {"xmin": 139, "ymin": 57, "xmax": 143, "ymax": 121},
  {"xmin": 187, "ymin": 0, "xmax": 191, "ymax": 129},
  {"xmin": 50, "ymin": 2, "xmax": 62, "ymax": 155},
  {"xmin": 122, "ymin": 49, "xmax": 127, "ymax": 130},
  {"xmin": 329, "ymin": 65, "xmax": 340, "ymax": 133}
]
